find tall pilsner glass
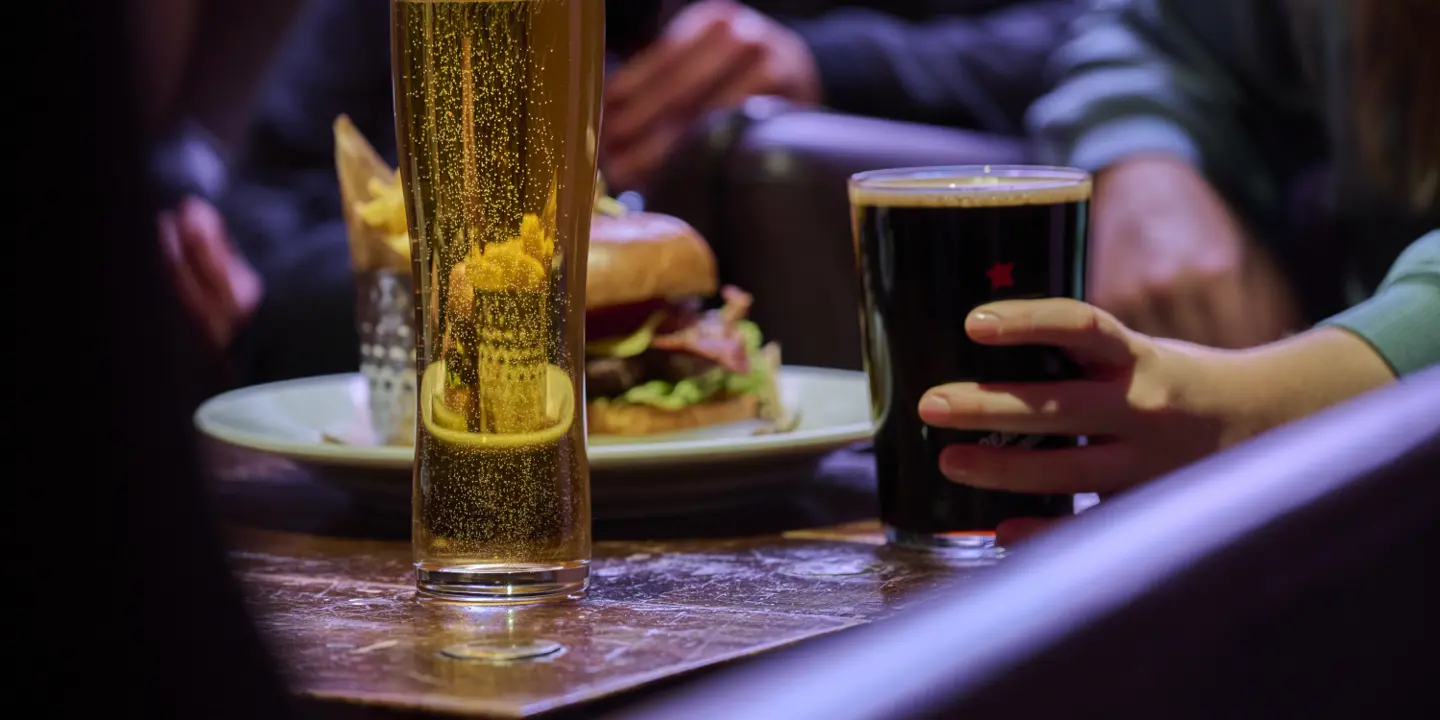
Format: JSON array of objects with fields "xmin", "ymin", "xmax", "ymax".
[{"xmin": 392, "ymin": 0, "xmax": 603, "ymax": 603}]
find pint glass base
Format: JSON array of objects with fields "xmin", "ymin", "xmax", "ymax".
[
  {"xmin": 885, "ymin": 526, "xmax": 1005, "ymax": 562},
  {"xmin": 416, "ymin": 562, "xmax": 589, "ymax": 604}
]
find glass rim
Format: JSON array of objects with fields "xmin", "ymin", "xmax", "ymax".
[{"xmin": 848, "ymin": 164, "xmax": 1090, "ymax": 194}]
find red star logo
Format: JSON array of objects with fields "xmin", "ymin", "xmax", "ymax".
[{"xmin": 987, "ymin": 262, "xmax": 1015, "ymax": 290}]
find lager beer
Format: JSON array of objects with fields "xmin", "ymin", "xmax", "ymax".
[{"xmin": 392, "ymin": 0, "xmax": 602, "ymax": 602}]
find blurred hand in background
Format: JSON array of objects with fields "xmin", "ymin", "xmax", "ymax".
[
  {"xmin": 1090, "ymin": 156, "xmax": 1302, "ymax": 349},
  {"xmin": 140, "ymin": 0, "xmax": 302, "ymax": 356},
  {"xmin": 159, "ymin": 196, "xmax": 263, "ymax": 352},
  {"xmin": 602, "ymin": 0, "xmax": 821, "ymax": 191}
]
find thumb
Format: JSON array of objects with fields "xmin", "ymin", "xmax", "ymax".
[{"xmin": 966, "ymin": 298, "xmax": 1138, "ymax": 369}]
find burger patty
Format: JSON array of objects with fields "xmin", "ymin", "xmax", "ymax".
[{"xmin": 585, "ymin": 350, "xmax": 721, "ymax": 399}]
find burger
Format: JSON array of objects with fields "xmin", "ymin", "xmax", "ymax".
[{"xmin": 585, "ymin": 212, "xmax": 782, "ymax": 436}]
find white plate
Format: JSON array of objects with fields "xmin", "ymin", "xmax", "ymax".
[{"xmin": 195, "ymin": 366, "xmax": 874, "ymax": 472}]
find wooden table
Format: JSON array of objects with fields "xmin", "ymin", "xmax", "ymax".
[{"xmin": 210, "ymin": 443, "xmax": 990, "ymax": 718}]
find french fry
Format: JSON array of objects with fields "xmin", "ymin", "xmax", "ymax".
[{"xmin": 335, "ymin": 114, "xmax": 411, "ymax": 271}]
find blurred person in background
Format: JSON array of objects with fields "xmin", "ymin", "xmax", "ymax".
[
  {"xmin": 1027, "ymin": 0, "xmax": 1439, "ymax": 350},
  {"xmin": 39, "ymin": 0, "xmax": 306, "ymax": 713},
  {"xmin": 143, "ymin": 0, "xmax": 309, "ymax": 393},
  {"xmin": 600, "ymin": 0, "xmax": 1086, "ymax": 191},
  {"xmin": 168, "ymin": 0, "xmax": 694, "ymax": 385},
  {"xmin": 167, "ymin": 0, "xmax": 1085, "ymax": 386},
  {"xmin": 926, "ymin": 0, "xmax": 1438, "ymax": 543}
]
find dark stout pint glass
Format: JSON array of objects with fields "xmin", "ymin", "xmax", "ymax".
[{"xmin": 849, "ymin": 166, "xmax": 1089, "ymax": 557}]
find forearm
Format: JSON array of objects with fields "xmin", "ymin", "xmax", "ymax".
[
  {"xmin": 220, "ymin": 0, "xmax": 396, "ymax": 263},
  {"xmin": 1025, "ymin": 0, "xmax": 1312, "ymax": 229},
  {"xmin": 1212, "ymin": 229, "xmax": 1440, "ymax": 440},
  {"xmin": 1219, "ymin": 328, "xmax": 1397, "ymax": 444},
  {"xmin": 179, "ymin": 0, "xmax": 309, "ymax": 154},
  {"xmin": 794, "ymin": 1, "xmax": 1083, "ymax": 132},
  {"xmin": 128, "ymin": 0, "xmax": 202, "ymax": 137},
  {"xmin": 139, "ymin": 0, "xmax": 308, "ymax": 204}
]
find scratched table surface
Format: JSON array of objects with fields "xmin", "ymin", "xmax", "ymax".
[{"xmin": 208, "ymin": 442, "xmax": 991, "ymax": 719}]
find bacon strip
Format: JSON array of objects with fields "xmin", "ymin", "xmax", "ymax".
[
  {"xmin": 650, "ymin": 285, "xmax": 754, "ymax": 374},
  {"xmin": 718, "ymin": 285, "xmax": 754, "ymax": 325}
]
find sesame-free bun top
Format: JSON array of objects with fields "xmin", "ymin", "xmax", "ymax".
[{"xmin": 587, "ymin": 212, "xmax": 718, "ymax": 309}]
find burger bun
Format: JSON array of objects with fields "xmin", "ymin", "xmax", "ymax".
[{"xmin": 587, "ymin": 394, "xmax": 759, "ymax": 436}]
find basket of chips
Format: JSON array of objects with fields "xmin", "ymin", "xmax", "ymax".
[{"xmin": 335, "ymin": 115, "xmax": 417, "ymax": 446}]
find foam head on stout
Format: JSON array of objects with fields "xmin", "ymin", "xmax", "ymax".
[
  {"xmin": 584, "ymin": 212, "xmax": 782, "ymax": 436},
  {"xmin": 849, "ymin": 166, "xmax": 1091, "ymax": 555}
]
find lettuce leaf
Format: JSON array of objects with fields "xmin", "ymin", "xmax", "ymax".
[
  {"xmin": 619, "ymin": 369, "xmax": 727, "ymax": 410},
  {"xmin": 610, "ymin": 320, "xmax": 772, "ymax": 410},
  {"xmin": 724, "ymin": 321, "xmax": 768, "ymax": 395}
]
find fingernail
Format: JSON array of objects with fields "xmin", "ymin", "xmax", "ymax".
[
  {"xmin": 939, "ymin": 446, "xmax": 975, "ymax": 481},
  {"xmin": 918, "ymin": 395, "xmax": 950, "ymax": 421},
  {"xmin": 942, "ymin": 463, "xmax": 971, "ymax": 482},
  {"xmin": 967, "ymin": 311, "xmax": 1001, "ymax": 338}
]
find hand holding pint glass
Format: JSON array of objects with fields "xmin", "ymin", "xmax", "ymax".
[
  {"xmin": 850, "ymin": 166, "xmax": 1091, "ymax": 559},
  {"xmin": 392, "ymin": 0, "xmax": 603, "ymax": 602}
]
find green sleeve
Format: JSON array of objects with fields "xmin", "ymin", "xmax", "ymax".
[
  {"xmin": 1024, "ymin": 0, "xmax": 1318, "ymax": 225},
  {"xmin": 1319, "ymin": 232, "xmax": 1440, "ymax": 377}
]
